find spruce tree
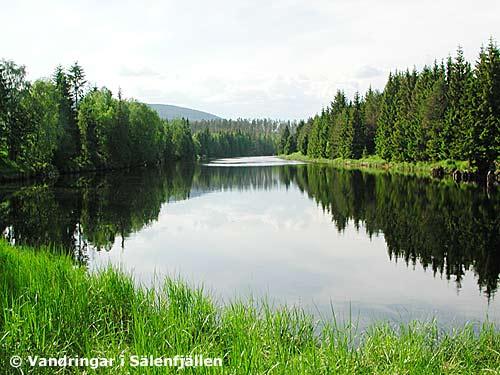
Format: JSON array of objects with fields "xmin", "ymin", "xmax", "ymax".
[
  {"xmin": 363, "ymin": 87, "xmax": 382, "ymax": 155},
  {"xmin": 466, "ymin": 40, "xmax": 500, "ymax": 176},
  {"xmin": 351, "ymin": 92, "xmax": 365, "ymax": 159},
  {"xmin": 376, "ymin": 73, "xmax": 400, "ymax": 160},
  {"xmin": 443, "ymin": 47, "xmax": 472, "ymax": 159}
]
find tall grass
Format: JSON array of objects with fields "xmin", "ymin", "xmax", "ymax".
[
  {"xmin": 281, "ymin": 152, "xmax": 473, "ymax": 178},
  {"xmin": 0, "ymin": 240, "xmax": 499, "ymax": 374}
]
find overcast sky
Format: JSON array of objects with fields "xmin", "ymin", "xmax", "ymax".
[{"xmin": 2, "ymin": 0, "xmax": 500, "ymax": 119}]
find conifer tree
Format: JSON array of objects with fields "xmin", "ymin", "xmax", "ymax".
[
  {"xmin": 443, "ymin": 47, "xmax": 472, "ymax": 159},
  {"xmin": 351, "ymin": 92, "xmax": 365, "ymax": 159},
  {"xmin": 466, "ymin": 40, "xmax": 500, "ymax": 176},
  {"xmin": 363, "ymin": 87, "xmax": 381, "ymax": 155},
  {"xmin": 376, "ymin": 73, "xmax": 399, "ymax": 160},
  {"xmin": 279, "ymin": 125, "xmax": 290, "ymax": 154}
]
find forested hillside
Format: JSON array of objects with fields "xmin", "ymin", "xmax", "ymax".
[
  {"xmin": 280, "ymin": 40, "xmax": 500, "ymax": 179},
  {"xmin": 148, "ymin": 103, "xmax": 220, "ymax": 121}
]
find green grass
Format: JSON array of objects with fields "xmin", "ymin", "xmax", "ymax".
[
  {"xmin": 0, "ymin": 240, "xmax": 499, "ymax": 374},
  {"xmin": 281, "ymin": 152, "xmax": 473, "ymax": 178}
]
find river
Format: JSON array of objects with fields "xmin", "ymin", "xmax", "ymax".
[{"xmin": 1, "ymin": 156, "xmax": 499, "ymax": 328}]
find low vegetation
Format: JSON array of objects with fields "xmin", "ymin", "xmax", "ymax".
[
  {"xmin": 1, "ymin": 240, "xmax": 498, "ymax": 374},
  {"xmin": 281, "ymin": 152, "xmax": 472, "ymax": 177}
]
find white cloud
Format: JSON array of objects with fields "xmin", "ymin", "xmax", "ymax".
[
  {"xmin": 355, "ymin": 66, "xmax": 385, "ymax": 79},
  {"xmin": 119, "ymin": 66, "xmax": 163, "ymax": 78},
  {"xmin": 2, "ymin": 0, "xmax": 499, "ymax": 119}
]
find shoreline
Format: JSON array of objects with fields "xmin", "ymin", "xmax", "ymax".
[{"xmin": 279, "ymin": 152, "xmax": 499, "ymax": 184}]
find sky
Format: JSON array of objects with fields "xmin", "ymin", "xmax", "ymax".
[{"xmin": 2, "ymin": 0, "xmax": 500, "ymax": 120}]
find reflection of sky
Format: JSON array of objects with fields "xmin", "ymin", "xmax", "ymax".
[
  {"xmin": 203, "ymin": 156, "xmax": 306, "ymax": 167},
  {"xmin": 90, "ymin": 167, "xmax": 499, "ymax": 329}
]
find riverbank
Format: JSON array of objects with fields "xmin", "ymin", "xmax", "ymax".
[
  {"xmin": 0, "ymin": 240, "xmax": 499, "ymax": 374},
  {"xmin": 280, "ymin": 152, "xmax": 477, "ymax": 179}
]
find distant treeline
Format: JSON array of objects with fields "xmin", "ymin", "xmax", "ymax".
[
  {"xmin": 191, "ymin": 118, "xmax": 292, "ymax": 135},
  {"xmin": 194, "ymin": 128, "xmax": 276, "ymax": 158},
  {"xmin": 0, "ymin": 61, "xmax": 277, "ymax": 178},
  {"xmin": 280, "ymin": 40, "xmax": 500, "ymax": 177}
]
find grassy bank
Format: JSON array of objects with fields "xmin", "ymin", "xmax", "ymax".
[
  {"xmin": 1, "ymin": 241, "xmax": 499, "ymax": 374},
  {"xmin": 281, "ymin": 152, "xmax": 473, "ymax": 178}
]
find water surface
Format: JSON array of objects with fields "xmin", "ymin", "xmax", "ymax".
[{"xmin": 1, "ymin": 156, "xmax": 499, "ymax": 328}]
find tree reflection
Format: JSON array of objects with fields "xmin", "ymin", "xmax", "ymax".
[
  {"xmin": 284, "ymin": 165, "xmax": 500, "ymax": 299},
  {"xmin": 1, "ymin": 162, "xmax": 498, "ymax": 298}
]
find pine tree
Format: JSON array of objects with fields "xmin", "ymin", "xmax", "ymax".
[
  {"xmin": 376, "ymin": 73, "xmax": 400, "ymax": 160},
  {"xmin": 327, "ymin": 91, "xmax": 348, "ymax": 158},
  {"xmin": 52, "ymin": 65, "xmax": 81, "ymax": 168},
  {"xmin": 466, "ymin": 40, "xmax": 500, "ymax": 176},
  {"xmin": 338, "ymin": 106, "xmax": 353, "ymax": 159},
  {"xmin": 363, "ymin": 87, "xmax": 382, "ymax": 155},
  {"xmin": 424, "ymin": 63, "xmax": 447, "ymax": 160},
  {"xmin": 68, "ymin": 62, "xmax": 87, "ymax": 109},
  {"xmin": 391, "ymin": 70, "xmax": 417, "ymax": 161},
  {"xmin": 279, "ymin": 125, "xmax": 291, "ymax": 154},
  {"xmin": 307, "ymin": 115, "xmax": 321, "ymax": 158},
  {"xmin": 443, "ymin": 47, "xmax": 472, "ymax": 159},
  {"xmin": 351, "ymin": 92, "xmax": 365, "ymax": 158},
  {"xmin": 297, "ymin": 119, "xmax": 312, "ymax": 155}
]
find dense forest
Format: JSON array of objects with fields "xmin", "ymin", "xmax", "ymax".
[
  {"xmin": 280, "ymin": 40, "xmax": 500, "ymax": 179},
  {"xmin": 193, "ymin": 128, "xmax": 276, "ymax": 158},
  {"xmin": 0, "ymin": 61, "xmax": 277, "ymax": 179},
  {"xmin": 3, "ymin": 40, "xmax": 499, "ymax": 179},
  {"xmin": 191, "ymin": 118, "xmax": 292, "ymax": 135}
]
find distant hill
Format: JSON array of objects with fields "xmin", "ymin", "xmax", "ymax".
[{"xmin": 147, "ymin": 103, "xmax": 221, "ymax": 121}]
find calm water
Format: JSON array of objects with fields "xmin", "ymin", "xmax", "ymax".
[{"xmin": 1, "ymin": 156, "xmax": 499, "ymax": 327}]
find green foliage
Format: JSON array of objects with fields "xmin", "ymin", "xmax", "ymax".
[
  {"xmin": 1, "ymin": 60, "xmax": 281, "ymax": 178},
  {"xmin": 0, "ymin": 60, "xmax": 32, "ymax": 164},
  {"xmin": 23, "ymin": 80, "xmax": 62, "ymax": 171},
  {"xmin": 278, "ymin": 125, "xmax": 290, "ymax": 154},
  {"xmin": 443, "ymin": 47, "xmax": 472, "ymax": 159},
  {"xmin": 78, "ymin": 88, "xmax": 116, "ymax": 168},
  {"xmin": 52, "ymin": 64, "xmax": 80, "ymax": 169},
  {"xmin": 1, "ymin": 240, "xmax": 499, "ymax": 374},
  {"xmin": 363, "ymin": 87, "xmax": 382, "ymax": 155},
  {"xmin": 194, "ymin": 128, "xmax": 276, "ymax": 158},
  {"xmin": 283, "ymin": 40, "xmax": 500, "ymax": 181},
  {"xmin": 296, "ymin": 120, "xmax": 310, "ymax": 155},
  {"xmin": 191, "ymin": 118, "xmax": 287, "ymax": 134},
  {"xmin": 127, "ymin": 100, "xmax": 167, "ymax": 163},
  {"xmin": 0, "ymin": 61, "xmax": 224, "ymax": 177},
  {"xmin": 465, "ymin": 40, "xmax": 500, "ymax": 174},
  {"xmin": 170, "ymin": 118, "xmax": 195, "ymax": 160}
]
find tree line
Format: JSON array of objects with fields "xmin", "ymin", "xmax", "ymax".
[
  {"xmin": 194, "ymin": 127, "xmax": 276, "ymax": 158},
  {"xmin": 280, "ymin": 40, "xmax": 500, "ymax": 178},
  {"xmin": 191, "ymin": 118, "xmax": 294, "ymax": 135},
  {"xmin": 0, "ymin": 60, "xmax": 277, "ymax": 178}
]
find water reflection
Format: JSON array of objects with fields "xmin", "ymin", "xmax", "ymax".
[
  {"xmin": 1, "ymin": 158, "xmax": 499, "ymax": 303},
  {"xmin": 287, "ymin": 166, "xmax": 500, "ymax": 299}
]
